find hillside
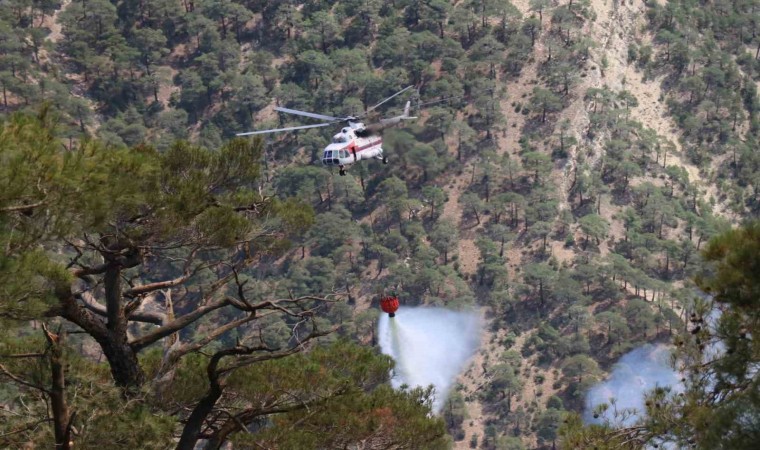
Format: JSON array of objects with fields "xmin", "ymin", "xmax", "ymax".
[{"xmin": 1, "ymin": 0, "xmax": 758, "ymax": 448}]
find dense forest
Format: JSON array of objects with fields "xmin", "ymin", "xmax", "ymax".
[{"xmin": 1, "ymin": 0, "xmax": 758, "ymax": 449}]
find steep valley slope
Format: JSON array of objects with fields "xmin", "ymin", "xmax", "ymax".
[{"xmin": 1, "ymin": 0, "xmax": 756, "ymax": 448}]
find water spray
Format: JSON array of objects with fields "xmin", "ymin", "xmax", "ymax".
[{"xmin": 378, "ymin": 306, "xmax": 480, "ymax": 413}]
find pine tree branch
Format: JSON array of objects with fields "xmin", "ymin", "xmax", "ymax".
[
  {"xmin": 123, "ymin": 273, "xmax": 195, "ymax": 297},
  {"xmin": 70, "ymin": 263, "xmax": 109, "ymax": 278},
  {"xmin": 77, "ymin": 291, "xmax": 166, "ymax": 325},
  {"xmin": 0, "ymin": 418, "xmax": 53, "ymax": 438},
  {"xmin": 0, "ymin": 363, "xmax": 51, "ymax": 395}
]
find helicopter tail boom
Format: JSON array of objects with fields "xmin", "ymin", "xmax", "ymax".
[{"xmin": 377, "ymin": 101, "xmax": 417, "ymax": 128}]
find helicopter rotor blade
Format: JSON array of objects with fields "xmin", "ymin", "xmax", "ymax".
[
  {"xmin": 274, "ymin": 106, "xmax": 345, "ymax": 122},
  {"xmin": 236, "ymin": 122, "xmax": 336, "ymax": 136},
  {"xmin": 364, "ymin": 85, "xmax": 415, "ymax": 116}
]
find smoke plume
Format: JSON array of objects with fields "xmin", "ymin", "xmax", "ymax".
[
  {"xmin": 584, "ymin": 344, "xmax": 683, "ymax": 426},
  {"xmin": 378, "ymin": 307, "xmax": 481, "ymax": 413}
]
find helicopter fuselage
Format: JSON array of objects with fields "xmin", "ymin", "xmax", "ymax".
[
  {"xmin": 321, "ymin": 122, "xmax": 383, "ymax": 170},
  {"xmin": 236, "ymin": 87, "xmax": 415, "ymax": 174}
]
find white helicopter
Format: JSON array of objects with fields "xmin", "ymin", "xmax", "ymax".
[{"xmin": 237, "ymin": 86, "xmax": 417, "ymax": 176}]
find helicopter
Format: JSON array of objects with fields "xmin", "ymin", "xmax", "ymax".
[{"xmin": 236, "ymin": 86, "xmax": 418, "ymax": 176}]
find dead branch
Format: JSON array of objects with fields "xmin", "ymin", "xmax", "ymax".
[{"xmin": 0, "ymin": 201, "xmax": 46, "ymax": 213}]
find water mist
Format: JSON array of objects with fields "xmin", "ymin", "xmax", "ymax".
[{"xmin": 378, "ymin": 307, "xmax": 481, "ymax": 413}]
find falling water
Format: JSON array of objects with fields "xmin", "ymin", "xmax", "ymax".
[{"xmin": 378, "ymin": 307, "xmax": 481, "ymax": 413}]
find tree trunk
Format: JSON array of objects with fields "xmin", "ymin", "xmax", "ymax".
[
  {"xmin": 177, "ymin": 384, "xmax": 224, "ymax": 450},
  {"xmin": 45, "ymin": 327, "xmax": 73, "ymax": 450},
  {"xmin": 538, "ymin": 281, "xmax": 544, "ymax": 307},
  {"xmin": 99, "ymin": 335, "xmax": 145, "ymax": 388},
  {"xmin": 665, "ymin": 253, "xmax": 670, "ymax": 277},
  {"xmin": 204, "ymin": 419, "xmax": 240, "ymax": 450},
  {"xmin": 54, "ymin": 272, "xmax": 145, "ymax": 388},
  {"xmin": 103, "ymin": 264, "xmax": 145, "ymax": 387}
]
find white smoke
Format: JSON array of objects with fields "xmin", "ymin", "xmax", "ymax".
[
  {"xmin": 378, "ymin": 307, "xmax": 481, "ymax": 413},
  {"xmin": 584, "ymin": 344, "xmax": 684, "ymax": 426}
]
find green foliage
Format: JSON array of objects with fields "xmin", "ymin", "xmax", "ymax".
[
  {"xmin": 228, "ymin": 343, "xmax": 446, "ymax": 449},
  {"xmin": 0, "ymin": 334, "xmax": 175, "ymax": 449},
  {"xmin": 443, "ymin": 390, "xmax": 468, "ymax": 440},
  {"xmin": 563, "ymin": 223, "xmax": 760, "ymax": 449},
  {"xmin": 578, "ymin": 213, "xmax": 609, "ymax": 246},
  {"xmin": 642, "ymin": 0, "xmax": 760, "ymax": 212},
  {"xmin": 672, "ymin": 222, "xmax": 760, "ymax": 448},
  {"xmin": 535, "ymin": 408, "xmax": 564, "ymax": 444},
  {"xmin": 0, "ymin": 113, "xmax": 448, "ymax": 448},
  {"xmin": 2, "ymin": 0, "xmax": 755, "ymax": 446},
  {"xmin": 559, "ymin": 413, "xmax": 639, "ymax": 449},
  {"xmin": 430, "ymin": 219, "xmax": 458, "ymax": 264}
]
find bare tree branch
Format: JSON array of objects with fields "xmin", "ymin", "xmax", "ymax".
[
  {"xmin": 129, "ymin": 297, "xmax": 231, "ymax": 351},
  {"xmin": 1, "ymin": 353, "xmax": 45, "ymax": 359},
  {"xmin": 0, "ymin": 363, "xmax": 51, "ymax": 395},
  {"xmin": 167, "ymin": 313, "xmax": 260, "ymax": 364},
  {"xmin": 0, "ymin": 418, "xmax": 53, "ymax": 438},
  {"xmin": 70, "ymin": 264, "xmax": 109, "ymax": 279},
  {"xmin": 77, "ymin": 291, "xmax": 166, "ymax": 325},
  {"xmin": 0, "ymin": 201, "xmax": 46, "ymax": 213},
  {"xmin": 218, "ymin": 326, "xmax": 337, "ymax": 376},
  {"xmin": 177, "ymin": 322, "xmax": 336, "ymax": 450},
  {"xmin": 232, "ymin": 200, "xmax": 268, "ymax": 213},
  {"xmin": 227, "ymin": 295, "xmax": 335, "ymax": 316},
  {"xmin": 123, "ymin": 274, "xmax": 195, "ymax": 297},
  {"xmin": 124, "ymin": 248, "xmax": 203, "ymax": 298}
]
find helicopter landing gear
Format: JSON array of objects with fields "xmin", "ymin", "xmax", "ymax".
[
  {"xmin": 339, "ymin": 166, "xmax": 346, "ymax": 176},
  {"xmin": 382, "ymin": 155, "xmax": 388, "ymax": 165}
]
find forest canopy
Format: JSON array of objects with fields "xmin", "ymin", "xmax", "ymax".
[{"xmin": 1, "ymin": 0, "xmax": 758, "ymax": 448}]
